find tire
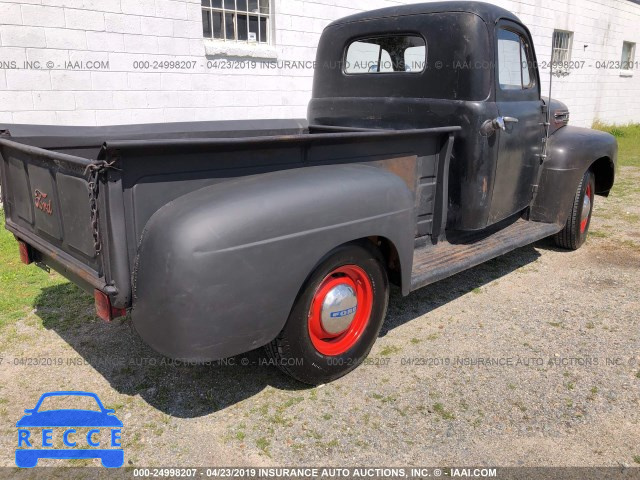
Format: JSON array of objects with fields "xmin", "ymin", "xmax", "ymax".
[
  {"xmin": 266, "ymin": 242, "xmax": 389, "ymax": 385},
  {"xmin": 554, "ymin": 169, "xmax": 595, "ymax": 250}
]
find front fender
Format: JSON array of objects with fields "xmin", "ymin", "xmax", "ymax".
[
  {"xmin": 131, "ymin": 164, "xmax": 414, "ymax": 361},
  {"xmin": 530, "ymin": 126, "xmax": 617, "ymax": 225}
]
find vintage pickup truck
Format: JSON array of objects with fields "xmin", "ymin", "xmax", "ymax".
[{"xmin": 0, "ymin": 2, "xmax": 617, "ymax": 384}]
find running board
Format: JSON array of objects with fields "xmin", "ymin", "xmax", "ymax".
[{"xmin": 410, "ymin": 219, "xmax": 561, "ymax": 291}]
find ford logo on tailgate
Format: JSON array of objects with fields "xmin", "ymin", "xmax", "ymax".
[
  {"xmin": 15, "ymin": 391, "xmax": 123, "ymax": 468},
  {"xmin": 33, "ymin": 189, "xmax": 53, "ymax": 216}
]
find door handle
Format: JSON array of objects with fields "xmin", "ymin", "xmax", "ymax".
[
  {"xmin": 495, "ymin": 116, "xmax": 519, "ymax": 131},
  {"xmin": 480, "ymin": 116, "xmax": 520, "ymax": 136}
]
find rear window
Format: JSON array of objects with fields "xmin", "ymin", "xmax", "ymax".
[{"xmin": 344, "ymin": 35, "xmax": 426, "ymax": 74}]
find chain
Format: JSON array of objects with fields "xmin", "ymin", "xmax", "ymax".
[{"xmin": 84, "ymin": 160, "xmax": 116, "ymax": 255}]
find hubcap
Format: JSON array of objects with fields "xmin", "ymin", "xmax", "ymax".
[
  {"xmin": 580, "ymin": 183, "xmax": 593, "ymax": 233},
  {"xmin": 320, "ymin": 284, "xmax": 358, "ymax": 335},
  {"xmin": 308, "ymin": 265, "xmax": 374, "ymax": 356}
]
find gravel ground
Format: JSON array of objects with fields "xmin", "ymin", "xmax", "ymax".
[{"xmin": 0, "ymin": 167, "xmax": 638, "ymax": 470}]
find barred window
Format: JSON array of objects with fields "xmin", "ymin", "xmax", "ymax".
[
  {"xmin": 202, "ymin": 0, "xmax": 271, "ymax": 44},
  {"xmin": 552, "ymin": 30, "xmax": 573, "ymax": 76}
]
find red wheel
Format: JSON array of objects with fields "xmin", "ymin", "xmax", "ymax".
[
  {"xmin": 266, "ymin": 243, "xmax": 388, "ymax": 385},
  {"xmin": 580, "ymin": 182, "xmax": 593, "ymax": 234},
  {"xmin": 307, "ymin": 265, "xmax": 374, "ymax": 356}
]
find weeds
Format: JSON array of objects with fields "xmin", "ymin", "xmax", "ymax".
[{"xmin": 593, "ymin": 122, "xmax": 640, "ymax": 168}]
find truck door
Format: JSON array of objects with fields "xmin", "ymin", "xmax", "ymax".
[{"xmin": 488, "ymin": 21, "xmax": 544, "ymax": 225}]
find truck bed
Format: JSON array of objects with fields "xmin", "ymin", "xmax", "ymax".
[
  {"xmin": 1, "ymin": 119, "xmax": 309, "ymax": 160},
  {"xmin": 0, "ymin": 120, "xmax": 460, "ymax": 309}
]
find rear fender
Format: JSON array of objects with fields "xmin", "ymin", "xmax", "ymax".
[
  {"xmin": 530, "ymin": 126, "xmax": 617, "ymax": 225},
  {"xmin": 131, "ymin": 164, "xmax": 414, "ymax": 361}
]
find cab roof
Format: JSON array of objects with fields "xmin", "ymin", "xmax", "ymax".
[{"xmin": 327, "ymin": 1, "xmax": 521, "ymax": 28}]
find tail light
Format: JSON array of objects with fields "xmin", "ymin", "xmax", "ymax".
[
  {"xmin": 94, "ymin": 290, "xmax": 127, "ymax": 322},
  {"xmin": 18, "ymin": 240, "xmax": 33, "ymax": 265}
]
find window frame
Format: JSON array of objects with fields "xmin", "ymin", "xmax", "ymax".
[
  {"xmin": 621, "ymin": 41, "xmax": 636, "ymax": 76},
  {"xmin": 342, "ymin": 33, "xmax": 428, "ymax": 76},
  {"xmin": 201, "ymin": 0, "xmax": 272, "ymax": 45},
  {"xmin": 495, "ymin": 22, "xmax": 539, "ymax": 102},
  {"xmin": 551, "ymin": 29, "xmax": 574, "ymax": 76}
]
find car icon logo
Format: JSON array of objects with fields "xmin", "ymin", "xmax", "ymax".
[{"xmin": 15, "ymin": 391, "xmax": 123, "ymax": 468}]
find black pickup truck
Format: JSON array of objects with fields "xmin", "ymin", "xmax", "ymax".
[{"xmin": 0, "ymin": 2, "xmax": 617, "ymax": 385}]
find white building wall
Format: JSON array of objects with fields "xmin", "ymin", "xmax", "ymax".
[{"xmin": 0, "ymin": 0, "xmax": 639, "ymax": 127}]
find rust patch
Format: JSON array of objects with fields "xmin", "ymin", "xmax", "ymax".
[{"xmin": 372, "ymin": 155, "xmax": 418, "ymax": 193}]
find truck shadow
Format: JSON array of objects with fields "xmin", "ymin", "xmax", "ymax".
[
  {"xmin": 380, "ymin": 238, "xmax": 552, "ymax": 336},
  {"xmin": 33, "ymin": 241, "xmax": 547, "ymax": 419}
]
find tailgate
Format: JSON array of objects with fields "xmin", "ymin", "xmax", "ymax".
[{"xmin": 0, "ymin": 137, "xmax": 106, "ymax": 289}]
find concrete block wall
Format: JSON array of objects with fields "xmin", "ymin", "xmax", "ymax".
[
  {"xmin": 0, "ymin": 0, "xmax": 639, "ymax": 127},
  {"xmin": 499, "ymin": 0, "xmax": 640, "ymax": 126}
]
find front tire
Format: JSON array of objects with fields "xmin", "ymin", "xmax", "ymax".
[
  {"xmin": 554, "ymin": 170, "xmax": 595, "ymax": 250},
  {"xmin": 266, "ymin": 243, "xmax": 389, "ymax": 385}
]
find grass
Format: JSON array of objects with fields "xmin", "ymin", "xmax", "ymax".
[
  {"xmin": 379, "ymin": 345, "xmax": 401, "ymax": 356},
  {"xmin": 433, "ymin": 403, "xmax": 455, "ymax": 420},
  {"xmin": 0, "ymin": 211, "xmax": 94, "ymax": 339},
  {"xmin": 282, "ymin": 396, "xmax": 304, "ymax": 409},
  {"xmin": 593, "ymin": 122, "xmax": 640, "ymax": 168},
  {"xmin": 608, "ymin": 175, "xmax": 640, "ymax": 201},
  {"xmin": 513, "ymin": 401, "xmax": 527, "ymax": 412},
  {"xmin": 256, "ymin": 437, "xmax": 270, "ymax": 454},
  {"xmin": 370, "ymin": 392, "xmax": 396, "ymax": 403},
  {"xmin": 0, "ymin": 211, "xmax": 69, "ymax": 328}
]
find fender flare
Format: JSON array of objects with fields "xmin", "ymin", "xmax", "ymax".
[
  {"xmin": 530, "ymin": 126, "xmax": 617, "ymax": 225},
  {"xmin": 131, "ymin": 163, "xmax": 415, "ymax": 361}
]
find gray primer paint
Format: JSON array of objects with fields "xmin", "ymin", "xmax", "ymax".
[{"xmin": 132, "ymin": 164, "xmax": 415, "ymax": 361}]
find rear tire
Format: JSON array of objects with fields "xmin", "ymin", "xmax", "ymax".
[
  {"xmin": 266, "ymin": 242, "xmax": 389, "ymax": 385},
  {"xmin": 554, "ymin": 170, "xmax": 595, "ymax": 250}
]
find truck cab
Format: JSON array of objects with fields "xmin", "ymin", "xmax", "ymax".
[{"xmin": 308, "ymin": 1, "xmax": 616, "ymax": 236}]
